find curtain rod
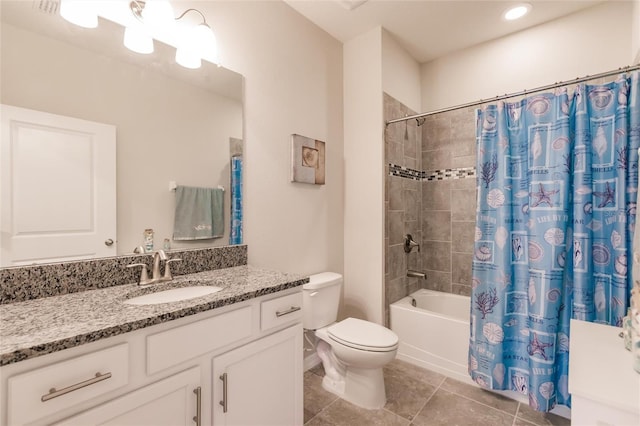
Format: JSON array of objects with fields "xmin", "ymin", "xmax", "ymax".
[{"xmin": 386, "ymin": 64, "xmax": 640, "ymax": 126}]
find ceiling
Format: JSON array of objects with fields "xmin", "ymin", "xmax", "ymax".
[{"xmin": 284, "ymin": 0, "xmax": 607, "ymax": 63}]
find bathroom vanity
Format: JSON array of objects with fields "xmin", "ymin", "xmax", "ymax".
[
  {"xmin": 569, "ymin": 319, "xmax": 640, "ymax": 426},
  {"xmin": 0, "ymin": 266, "xmax": 306, "ymax": 426}
]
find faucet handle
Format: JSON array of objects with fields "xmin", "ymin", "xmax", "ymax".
[
  {"xmin": 163, "ymin": 258, "xmax": 182, "ymax": 281},
  {"xmin": 127, "ymin": 263, "xmax": 151, "ymax": 285}
]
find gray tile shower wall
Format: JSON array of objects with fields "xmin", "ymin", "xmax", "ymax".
[
  {"xmin": 421, "ymin": 107, "xmax": 477, "ymax": 297},
  {"xmin": 0, "ymin": 245, "xmax": 248, "ymax": 304},
  {"xmin": 384, "ymin": 92, "xmax": 478, "ymax": 314},
  {"xmin": 384, "ymin": 93, "xmax": 423, "ymax": 326}
]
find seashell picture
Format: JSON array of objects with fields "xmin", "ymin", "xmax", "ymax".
[
  {"xmin": 482, "ymin": 322, "xmax": 505, "ymax": 344},
  {"xmin": 495, "ymin": 226, "xmax": 508, "ymax": 249},
  {"xmin": 475, "ymin": 244, "xmax": 493, "ymax": 262},
  {"xmin": 528, "ymin": 241, "xmax": 544, "ymax": 262},
  {"xmin": 475, "ymin": 227, "xmax": 483, "ymax": 242},
  {"xmin": 588, "ymin": 87, "xmax": 614, "ymax": 109},
  {"xmin": 611, "ymin": 230, "xmax": 622, "ymax": 249},
  {"xmin": 511, "ymin": 372, "xmax": 528, "ymax": 395},
  {"xmin": 543, "ymin": 228, "xmax": 564, "ymax": 246},
  {"xmin": 291, "ymin": 134, "xmax": 326, "ymax": 185},
  {"xmin": 552, "ymin": 137, "xmax": 569, "ymax": 150},
  {"xmin": 615, "ymin": 254, "xmax": 627, "ymax": 276},
  {"xmin": 487, "ymin": 189, "xmax": 505, "ymax": 209},
  {"xmin": 583, "ymin": 202, "xmax": 593, "ymax": 214},
  {"xmin": 592, "ymin": 243, "xmax": 611, "ymax": 266},
  {"xmin": 527, "ymin": 96, "xmax": 550, "ymax": 115}
]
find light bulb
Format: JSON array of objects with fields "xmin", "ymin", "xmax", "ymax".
[
  {"xmin": 141, "ymin": 0, "xmax": 175, "ymax": 31},
  {"xmin": 124, "ymin": 25, "xmax": 154, "ymax": 54},
  {"xmin": 60, "ymin": 0, "xmax": 98, "ymax": 28},
  {"xmin": 193, "ymin": 24, "xmax": 218, "ymax": 64},
  {"xmin": 175, "ymin": 47, "xmax": 201, "ymax": 69}
]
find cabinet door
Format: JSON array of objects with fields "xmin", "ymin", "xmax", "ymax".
[
  {"xmin": 213, "ymin": 325, "xmax": 303, "ymax": 426},
  {"xmin": 54, "ymin": 367, "xmax": 201, "ymax": 426}
]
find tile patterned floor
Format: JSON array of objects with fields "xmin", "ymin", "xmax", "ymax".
[{"xmin": 304, "ymin": 359, "xmax": 571, "ymax": 426}]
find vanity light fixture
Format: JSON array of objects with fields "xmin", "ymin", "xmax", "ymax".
[
  {"xmin": 503, "ymin": 3, "xmax": 532, "ymax": 21},
  {"xmin": 59, "ymin": 0, "xmax": 99, "ymax": 28},
  {"xmin": 174, "ymin": 9, "xmax": 218, "ymax": 69}
]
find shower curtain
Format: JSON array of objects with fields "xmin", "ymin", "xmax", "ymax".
[{"xmin": 469, "ymin": 71, "xmax": 640, "ymax": 412}]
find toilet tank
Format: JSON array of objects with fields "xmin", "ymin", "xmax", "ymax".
[{"xmin": 302, "ymin": 272, "xmax": 343, "ymax": 330}]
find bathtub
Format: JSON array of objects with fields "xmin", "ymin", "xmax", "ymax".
[
  {"xmin": 390, "ymin": 289, "xmax": 571, "ymax": 419},
  {"xmin": 390, "ymin": 289, "xmax": 473, "ymax": 384}
]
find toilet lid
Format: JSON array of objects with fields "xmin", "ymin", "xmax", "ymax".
[{"xmin": 327, "ymin": 318, "xmax": 398, "ymax": 351}]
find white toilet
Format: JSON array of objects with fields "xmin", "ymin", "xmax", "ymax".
[{"xmin": 303, "ymin": 272, "xmax": 399, "ymax": 409}]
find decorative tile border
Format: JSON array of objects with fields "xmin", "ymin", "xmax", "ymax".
[
  {"xmin": 0, "ymin": 245, "xmax": 248, "ymax": 304},
  {"xmin": 425, "ymin": 166, "xmax": 476, "ymax": 181},
  {"xmin": 388, "ymin": 164, "xmax": 423, "ymax": 181},
  {"xmin": 388, "ymin": 164, "xmax": 476, "ymax": 182}
]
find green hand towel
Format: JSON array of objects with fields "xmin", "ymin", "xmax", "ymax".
[{"xmin": 173, "ymin": 186, "xmax": 224, "ymax": 240}]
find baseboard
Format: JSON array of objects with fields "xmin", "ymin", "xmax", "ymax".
[{"xmin": 304, "ymin": 352, "xmax": 321, "ymax": 371}]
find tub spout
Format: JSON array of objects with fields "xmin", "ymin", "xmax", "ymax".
[{"xmin": 407, "ymin": 270, "xmax": 427, "ymax": 279}]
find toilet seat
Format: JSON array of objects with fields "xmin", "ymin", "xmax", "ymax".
[{"xmin": 327, "ymin": 318, "xmax": 398, "ymax": 352}]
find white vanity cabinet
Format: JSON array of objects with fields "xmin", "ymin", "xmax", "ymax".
[
  {"xmin": 53, "ymin": 367, "xmax": 202, "ymax": 426},
  {"xmin": 0, "ymin": 287, "xmax": 303, "ymax": 426},
  {"xmin": 569, "ymin": 319, "xmax": 640, "ymax": 426},
  {"xmin": 212, "ymin": 324, "xmax": 302, "ymax": 425}
]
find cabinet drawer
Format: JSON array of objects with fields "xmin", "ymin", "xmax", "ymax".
[
  {"xmin": 147, "ymin": 306, "xmax": 253, "ymax": 374},
  {"xmin": 261, "ymin": 292, "xmax": 303, "ymax": 331},
  {"xmin": 7, "ymin": 343, "xmax": 128, "ymax": 426}
]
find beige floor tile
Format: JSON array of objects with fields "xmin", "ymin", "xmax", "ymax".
[
  {"xmin": 383, "ymin": 363, "xmax": 438, "ymax": 420},
  {"xmin": 304, "ymin": 371, "xmax": 338, "ymax": 423},
  {"xmin": 516, "ymin": 403, "xmax": 571, "ymax": 426},
  {"xmin": 440, "ymin": 377, "xmax": 519, "ymax": 415},
  {"xmin": 412, "ymin": 389, "xmax": 515, "ymax": 426},
  {"xmin": 310, "ymin": 399, "xmax": 410, "ymax": 426},
  {"xmin": 384, "ymin": 359, "xmax": 446, "ymax": 387}
]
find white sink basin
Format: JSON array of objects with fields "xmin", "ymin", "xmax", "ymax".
[{"xmin": 124, "ymin": 286, "xmax": 223, "ymax": 305}]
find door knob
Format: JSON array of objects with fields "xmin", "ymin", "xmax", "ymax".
[{"xmin": 105, "ymin": 239, "xmax": 114, "ymax": 246}]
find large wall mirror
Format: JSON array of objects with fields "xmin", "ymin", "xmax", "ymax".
[{"xmin": 0, "ymin": 1, "xmax": 244, "ymax": 266}]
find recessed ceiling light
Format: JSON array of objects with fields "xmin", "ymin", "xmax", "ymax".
[{"xmin": 503, "ymin": 3, "xmax": 532, "ymax": 21}]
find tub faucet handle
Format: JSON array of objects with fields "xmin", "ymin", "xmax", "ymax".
[{"xmin": 404, "ymin": 234, "xmax": 420, "ymax": 253}]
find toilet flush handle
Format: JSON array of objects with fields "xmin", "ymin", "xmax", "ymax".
[{"xmin": 308, "ymin": 291, "xmax": 318, "ymax": 297}]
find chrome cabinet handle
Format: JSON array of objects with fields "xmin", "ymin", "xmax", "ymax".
[
  {"xmin": 219, "ymin": 373, "xmax": 228, "ymax": 413},
  {"xmin": 275, "ymin": 306, "xmax": 301, "ymax": 317},
  {"xmin": 41, "ymin": 372, "xmax": 112, "ymax": 402},
  {"xmin": 104, "ymin": 239, "xmax": 114, "ymax": 246},
  {"xmin": 192, "ymin": 387, "xmax": 201, "ymax": 426}
]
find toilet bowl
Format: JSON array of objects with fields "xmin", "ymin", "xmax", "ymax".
[{"xmin": 303, "ymin": 273, "xmax": 399, "ymax": 409}]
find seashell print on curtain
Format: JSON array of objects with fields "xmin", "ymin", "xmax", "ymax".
[{"xmin": 469, "ymin": 72, "xmax": 640, "ymax": 412}]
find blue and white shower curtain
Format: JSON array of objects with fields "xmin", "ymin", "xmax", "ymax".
[{"xmin": 469, "ymin": 72, "xmax": 640, "ymax": 411}]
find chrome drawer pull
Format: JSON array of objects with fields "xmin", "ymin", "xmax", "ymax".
[
  {"xmin": 219, "ymin": 373, "xmax": 228, "ymax": 413},
  {"xmin": 41, "ymin": 372, "xmax": 112, "ymax": 402},
  {"xmin": 275, "ymin": 306, "xmax": 301, "ymax": 317},
  {"xmin": 193, "ymin": 386, "xmax": 202, "ymax": 426}
]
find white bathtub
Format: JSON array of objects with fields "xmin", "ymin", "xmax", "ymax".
[
  {"xmin": 390, "ymin": 289, "xmax": 571, "ymax": 419},
  {"xmin": 390, "ymin": 289, "xmax": 473, "ymax": 384}
]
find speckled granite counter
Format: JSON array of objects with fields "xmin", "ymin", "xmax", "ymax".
[{"xmin": 0, "ymin": 266, "xmax": 308, "ymax": 366}]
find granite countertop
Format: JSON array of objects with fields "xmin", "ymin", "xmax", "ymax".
[{"xmin": 0, "ymin": 266, "xmax": 308, "ymax": 366}]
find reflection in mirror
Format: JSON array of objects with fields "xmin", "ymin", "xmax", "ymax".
[{"xmin": 0, "ymin": 1, "xmax": 244, "ymax": 267}]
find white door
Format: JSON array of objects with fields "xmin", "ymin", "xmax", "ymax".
[
  {"xmin": 0, "ymin": 104, "xmax": 116, "ymax": 266},
  {"xmin": 54, "ymin": 367, "xmax": 201, "ymax": 426},
  {"xmin": 212, "ymin": 325, "xmax": 303, "ymax": 426}
]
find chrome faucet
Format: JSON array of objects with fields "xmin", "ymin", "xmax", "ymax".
[
  {"xmin": 127, "ymin": 249, "xmax": 181, "ymax": 286},
  {"xmin": 151, "ymin": 249, "xmax": 168, "ymax": 281}
]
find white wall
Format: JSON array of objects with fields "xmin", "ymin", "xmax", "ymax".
[
  {"xmin": 343, "ymin": 27, "xmax": 385, "ymax": 323},
  {"xmin": 161, "ymin": 1, "xmax": 345, "ymax": 276},
  {"xmin": 382, "ymin": 30, "xmax": 421, "ymax": 112},
  {"xmin": 633, "ymin": 0, "xmax": 640, "ymax": 63},
  {"xmin": 421, "ymin": 1, "xmax": 634, "ymax": 111}
]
